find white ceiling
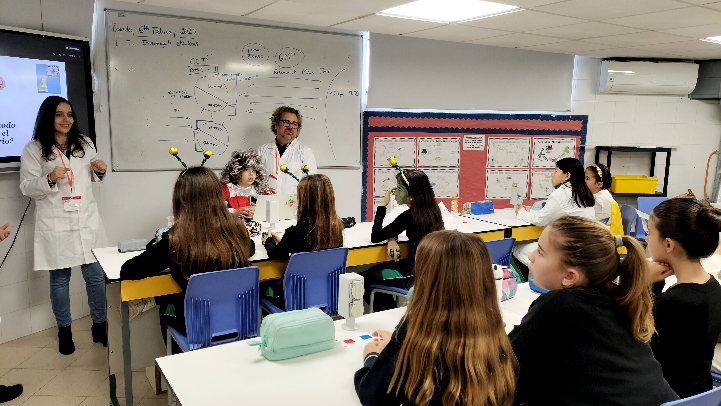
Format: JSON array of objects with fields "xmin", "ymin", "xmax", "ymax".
[{"xmin": 125, "ymin": 0, "xmax": 721, "ymax": 59}]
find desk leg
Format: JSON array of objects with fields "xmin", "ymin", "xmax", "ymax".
[{"xmin": 121, "ymin": 301, "xmax": 134, "ymax": 406}]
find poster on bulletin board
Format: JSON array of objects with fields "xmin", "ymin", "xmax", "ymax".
[{"xmin": 361, "ymin": 111, "xmax": 588, "ymax": 221}]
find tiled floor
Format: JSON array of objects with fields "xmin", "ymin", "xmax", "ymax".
[{"xmin": 0, "ymin": 316, "xmax": 167, "ymax": 406}]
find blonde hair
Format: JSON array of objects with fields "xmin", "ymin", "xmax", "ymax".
[
  {"xmin": 390, "ymin": 230, "xmax": 519, "ymax": 406},
  {"xmin": 547, "ymin": 216, "xmax": 654, "ymax": 342},
  {"xmin": 296, "ymin": 174, "xmax": 343, "ymax": 250}
]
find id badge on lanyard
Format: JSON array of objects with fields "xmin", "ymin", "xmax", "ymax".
[{"xmin": 56, "ymin": 145, "xmax": 80, "ymax": 211}]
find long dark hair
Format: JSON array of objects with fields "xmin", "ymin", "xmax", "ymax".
[
  {"xmin": 296, "ymin": 174, "xmax": 344, "ymax": 250},
  {"xmin": 170, "ymin": 167, "xmax": 252, "ymax": 279},
  {"xmin": 557, "ymin": 158, "xmax": 594, "ymax": 208},
  {"xmin": 391, "ymin": 231, "xmax": 518, "ymax": 406},
  {"xmin": 548, "ymin": 216, "xmax": 654, "ymax": 342},
  {"xmin": 32, "ymin": 96, "xmax": 88, "ymax": 161},
  {"xmin": 586, "ymin": 163, "xmax": 612, "ymax": 189},
  {"xmin": 651, "ymin": 198, "xmax": 721, "ymax": 260},
  {"xmin": 397, "ymin": 170, "xmax": 444, "ymax": 243}
]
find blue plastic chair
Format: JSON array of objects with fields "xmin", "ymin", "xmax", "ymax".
[
  {"xmin": 485, "ymin": 237, "xmax": 516, "ymax": 267},
  {"xmin": 635, "ymin": 197, "xmax": 668, "ymax": 239},
  {"xmin": 167, "ymin": 266, "xmax": 260, "ymax": 353},
  {"xmin": 260, "ymin": 247, "xmax": 348, "ymax": 315},
  {"xmin": 620, "ymin": 204, "xmax": 638, "ymax": 237},
  {"xmin": 370, "ymin": 283, "xmax": 410, "ymax": 313},
  {"xmin": 660, "ymin": 385, "xmax": 721, "ymax": 406}
]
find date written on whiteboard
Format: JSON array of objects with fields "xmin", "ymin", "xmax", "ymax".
[{"xmin": 463, "ymin": 134, "xmax": 485, "ymax": 150}]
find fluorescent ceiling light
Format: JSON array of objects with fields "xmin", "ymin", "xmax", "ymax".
[
  {"xmin": 378, "ymin": 0, "xmax": 520, "ymax": 23},
  {"xmin": 701, "ymin": 36, "xmax": 721, "ymax": 45},
  {"xmin": 608, "ymin": 70, "xmax": 635, "ymax": 74}
]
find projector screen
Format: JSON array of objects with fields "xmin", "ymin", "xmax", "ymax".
[{"xmin": 0, "ymin": 29, "xmax": 94, "ymax": 165}]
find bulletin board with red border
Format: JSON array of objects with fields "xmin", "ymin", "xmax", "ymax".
[{"xmin": 361, "ymin": 111, "xmax": 588, "ymax": 222}]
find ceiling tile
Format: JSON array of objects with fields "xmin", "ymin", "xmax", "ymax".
[
  {"xmin": 527, "ymin": 22, "xmax": 643, "ymax": 39},
  {"xmin": 496, "ymin": 0, "xmax": 569, "ymax": 7},
  {"xmin": 674, "ymin": 49, "xmax": 721, "ymax": 59},
  {"xmin": 466, "ymin": 33, "xmax": 569, "ymax": 47},
  {"xmin": 672, "ymin": 0, "xmax": 720, "ymax": 4},
  {"xmin": 584, "ymin": 31, "xmax": 693, "ymax": 47},
  {"xmin": 405, "ymin": 24, "xmax": 512, "ymax": 42},
  {"xmin": 533, "ymin": 0, "xmax": 687, "ymax": 21},
  {"xmin": 460, "ymin": 10, "xmax": 586, "ymax": 32},
  {"xmin": 601, "ymin": 47, "xmax": 679, "ymax": 58},
  {"xmin": 629, "ymin": 39, "xmax": 721, "ymax": 53},
  {"xmin": 602, "ymin": 7, "xmax": 721, "ymax": 30},
  {"xmin": 245, "ymin": 0, "xmax": 367, "ymax": 26},
  {"xmin": 282, "ymin": 0, "xmax": 411, "ymax": 15},
  {"xmin": 332, "ymin": 15, "xmax": 446, "ymax": 35},
  {"xmin": 660, "ymin": 23, "xmax": 721, "ymax": 39},
  {"xmin": 520, "ymin": 40, "xmax": 618, "ymax": 54},
  {"xmin": 140, "ymin": 0, "xmax": 278, "ymax": 16}
]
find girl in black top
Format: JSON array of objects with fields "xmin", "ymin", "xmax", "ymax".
[
  {"xmin": 260, "ymin": 174, "xmax": 344, "ymax": 308},
  {"xmin": 120, "ymin": 167, "xmax": 255, "ymax": 350},
  {"xmin": 647, "ymin": 199, "xmax": 721, "ymax": 398},
  {"xmin": 364, "ymin": 169, "xmax": 444, "ymax": 311},
  {"xmin": 355, "ymin": 231, "xmax": 518, "ymax": 406},
  {"xmin": 509, "ymin": 216, "xmax": 678, "ymax": 406}
]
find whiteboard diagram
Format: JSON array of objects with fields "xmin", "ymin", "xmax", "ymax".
[
  {"xmin": 105, "ymin": 11, "xmax": 362, "ymax": 170},
  {"xmin": 531, "ymin": 169, "xmax": 555, "ymax": 199},
  {"xmin": 417, "ymin": 137, "xmax": 460, "ymax": 167},
  {"xmin": 486, "ymin": 137, "xmax": 531, "ymax": 168},
  {"xmin": 373, "ymin": 168, "xmax": 401, "ymax": 198},
  {"xmin": 373, "ymin": 137, "xmax": 416, "ymax": 168},
  {"xmin": 486, "ymin": 169, "xmax": 529, "ymax": 199},
  {"xmin": 422, "ymin": 168, "xmax": 460, "ymax": 198},
  {"xmin": 532, "ymin": 138, "xmax": 576, "ymax": 168}
]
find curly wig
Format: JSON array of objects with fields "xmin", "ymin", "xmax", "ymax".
[{"xmin": 219, "ymin": 149, "xmax": 270, "ymax": 194}]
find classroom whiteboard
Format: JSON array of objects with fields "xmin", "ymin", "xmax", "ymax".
[{"xmin": 104, "ymin": 10, "xmax": 363, "ymax": 171}]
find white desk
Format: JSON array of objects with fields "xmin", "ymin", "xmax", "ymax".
[
  {"xmin": 464, "ymin": 208, "xmax": 544, "ymax": 242},
  {"xmin": 156, "ymin": 284, "xmax": 540, "ymax": 406}
]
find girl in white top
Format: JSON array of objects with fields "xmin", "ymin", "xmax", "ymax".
[
  {"xmin": 585, "ymin": 163, "xmax": 616, "ymax": 221},
  {"xmin": 513, "ymin": 158, "xmax": 595, "ymax": 279}
]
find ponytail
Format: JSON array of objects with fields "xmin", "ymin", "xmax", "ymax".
[
  {"xmin": 547, "ymin": 216, "xmax": 655, "ymax": 342},
  {"xmin": 612, "ymin": 235, "xmax": 654, "ymax": 342},
  {"xmin": 652, "ymin": 199, "xmax": 721, "ymax": 259}
]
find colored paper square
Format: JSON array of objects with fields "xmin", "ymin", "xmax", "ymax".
[
  {"xmin": 343, "ymin": 339, "xmax": 355, "ymax": 344},
  {"xmin": 360, "ymin": 335, "xmax": 372, "ymax": 340}
]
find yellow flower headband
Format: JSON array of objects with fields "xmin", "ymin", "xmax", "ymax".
[
  {"xmin": 388, "ymin": 156, "xmax": 409, "ymax": 186},
  {"xmin": 594, "ymin": 164, "xmax": 603, "ymax": 179},
  {"xmin": 169, "ymin": 147, "xmax": 212, "ymax": 172}
]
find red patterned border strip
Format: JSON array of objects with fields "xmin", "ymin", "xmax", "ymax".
[{"xmin": 368, "ymin": 117, "xmax": 583, "ymax": 132}]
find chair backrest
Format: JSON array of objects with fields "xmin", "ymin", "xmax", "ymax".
[
  {"xmin": 283, "ymin": 247, "xmax": 348, "ymax": 315},
  {"xmin": 636, "ymin": 197, "xmax": 668, "ymax": 239},
  {"xmin": 620, "ymin": 204, "xmax": 637, "ymax": 236},
  {"xmin": 184, "ymin": 266, "xmax": 260, "ymax": 350},
  {"xmin": 485, "ymin": 237, "xmax": 516, "ymax": 267},
  {"xmin": 660, "ymin": 385, "xmax": 721, "ymax": 406}
]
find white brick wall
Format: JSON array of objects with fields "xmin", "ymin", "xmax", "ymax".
[{"xmin": 573, "ymin": 56, "xmax": 721, "ymax": 207}]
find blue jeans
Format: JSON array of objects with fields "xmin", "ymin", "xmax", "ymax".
[{"xmin": 49, "ymin": 262, "xmax": 107, "ymax": 328}]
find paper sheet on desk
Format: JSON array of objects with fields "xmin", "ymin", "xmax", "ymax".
[{"xmin": 336, "ymin": 332, "xmax": 379, "ymax": 348}]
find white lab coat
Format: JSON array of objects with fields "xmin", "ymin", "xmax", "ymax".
[
  {"xmin": 513, "ymin": 183, "xmax": 595, "ymax": 266},
  {"xmin": 19, "ymin": 137, "xmax": 107, "ymax": 271},
  {"xmin": 516, "ymin": 183, "xmax": 595, "ymax": 226},
  {"xmin": 258, "ymin": 139, "xmax": 317, "ymax": 195},
  {"xmin": 593, "ymin": 189, "xmax": 615, "ymax": 221}
]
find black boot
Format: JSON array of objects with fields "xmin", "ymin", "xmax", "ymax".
[
  {"xmin": 91, "ymin": 321, "xmax": 107, "ymax": 347},
  {"xmin": 0, "ymin": 384, "xmax": 23, "ymax": 403},
  {"xmin": 58, "ymin": 325, "xmax": 75, "ymax": 355}
]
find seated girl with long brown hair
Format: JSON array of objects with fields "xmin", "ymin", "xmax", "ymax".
[
  {"xmin": 261, "ymin": 174, "xmax": 344, "ymax": 307},
  {"xmin": 355, "ymin": 230, "xmax": 519, "ymax": 406},
  {"xmin": 365, "ymin": 169, "xmax": 444, "ymax": 311},
  {"xmin": 509, "ymin": 216, "xmax": 677, "ymax": 406},
  {"xmin": 121, "ymin": 167, "xmax": 255, "ymax": 350}
]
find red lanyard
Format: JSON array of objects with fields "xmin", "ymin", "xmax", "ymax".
[{"xmin": 56, "ymin": 145, "xmax": 74, "ymax": 191}]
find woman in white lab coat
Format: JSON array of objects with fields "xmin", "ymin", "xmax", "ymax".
[
  {"xmin": 512, "ymin": 157, "xmax": 595, "ymax": 280},
  {"xmin": 20, "ymin": 96, "xmax": 108, "ymax": 355},
  {"xmin": 258, "ymin": 106, "xmax": 317, "ymax": 195}
]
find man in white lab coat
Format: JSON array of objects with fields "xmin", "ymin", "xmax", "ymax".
[{"xmin": 258, "ymin": 106, "xmax": 317, "ymax": 195}]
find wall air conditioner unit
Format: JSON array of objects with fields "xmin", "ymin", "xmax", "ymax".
[{"xmin": 599, "ymin": 61, "xmax": 699, "ymax": 95}]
